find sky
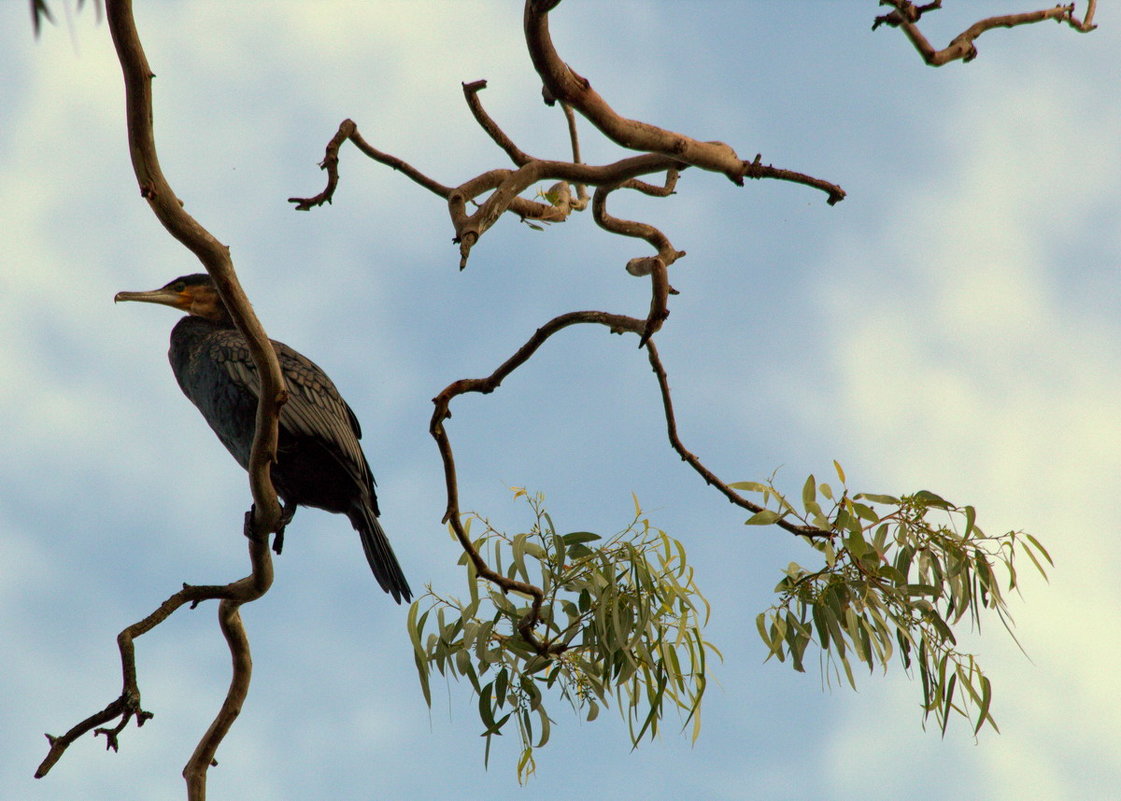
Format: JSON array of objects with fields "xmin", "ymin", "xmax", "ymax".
[{"xmin": 2, "ymin": 1, "xmax": 1119, "ymax": 799}]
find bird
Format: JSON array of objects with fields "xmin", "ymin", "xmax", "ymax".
[{"xmin": 115, "ymin": 273, "xmax": 411, "ymax": 603}]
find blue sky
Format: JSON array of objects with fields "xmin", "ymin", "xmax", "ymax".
[{"xmin": 2, "ymin": 2, "xmax": 1119, "ymax": 799}]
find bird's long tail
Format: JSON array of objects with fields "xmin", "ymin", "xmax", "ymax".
[{"xmin": 349, "ymin": 505, "xmax": 412, "ymax": 604}]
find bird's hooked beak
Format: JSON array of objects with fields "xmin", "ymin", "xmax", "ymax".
[{"xmin": 114, "ymin": 286, "xmax": 192, "ymax": 311}]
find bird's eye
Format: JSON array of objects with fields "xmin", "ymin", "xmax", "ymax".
[{"xmin": 171, "ymin": 281, "xmax": 186, "ymax": 292}]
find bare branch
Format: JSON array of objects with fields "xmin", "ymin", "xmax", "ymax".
[
  {"xmin": 1070, "ymin": 0, "xmax": 1098, "ymax": 31},
  {"xmin": 289, "ymin": 118, "xmax": 453, "ymax": 210},
  {"xmin": 874, "ymin": 1, "xmax": 1094, "ymax": 65},
  {"xmin": 37, "ymin": 537, "xmax": 274, "ymax": 781},
  {"xmin": 523, "ymin": 0, "xmax": 845, "ymax": 203},
  {"xmin": 449, "ymin": 153, "xmax": 684, "ymax": 268},
  {"xmin": 559, "ymin": 102, "xmax": 589, "ymax": 210},
  {"xmin": 644, "ymin": 342, "xmax": 833, "ymax": 541},
  {"xmin": 623, "ymin": 167, "xmax": 681, "ymax": 199},
  {"xmin": 183, "ymin": 592, "xmax": 263, "ymax": 795},
  {"xmin": 462, "ymin": 79, "xmax": 534, "ymax": 166},
  {"xmin": 592, "ymin": 183, "xmax": 684, "ymax": 269},
  {"xmin": 106, "ymin": 0, "xmax": 285, "ymax": 534}
]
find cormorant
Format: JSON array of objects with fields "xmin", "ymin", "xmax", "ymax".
[{"xmin": 115, "ymin": 274, "xmax": 411, "ymax": 603}]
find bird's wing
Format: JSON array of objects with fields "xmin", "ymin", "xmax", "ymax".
[{"xmin": 203, "ymin": 331, "xmax": 371, "ymax": 483}]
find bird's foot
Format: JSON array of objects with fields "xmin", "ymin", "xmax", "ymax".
[
  {"xmin": 273, "ymin": 502, "xmax": 297, "ymax": 555},
  {"xmin": 242, "ymin": 502, "xmax": 296, "ymax": 554}
]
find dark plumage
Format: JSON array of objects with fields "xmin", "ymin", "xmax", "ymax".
[{"xmin": 115, "ymin": 274, "xmax": 411, "ymax": 603}]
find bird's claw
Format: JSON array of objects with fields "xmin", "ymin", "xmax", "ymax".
[
  {"xmin": 242, "ymin": 502, "xmax": 296, "ymax": 554},
  {"xmin": 273, "ymin": 502, "xmax": 296, "ymax": 555}
]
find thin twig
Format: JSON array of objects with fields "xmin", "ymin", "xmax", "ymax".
[
  {"xmin": 643, "ymin": 341, "xmax": 833, "ymax": 540},
  {"xmin": 559, "ymin": 101, "xmax": 589, "ymax": 210},
  {"xmin": 462, "ymin": 79, "xmax": 534, "ymax": 166},
  {"xmin": 289, "ymin": 118, "xmax": 453, "ymax": 210}
]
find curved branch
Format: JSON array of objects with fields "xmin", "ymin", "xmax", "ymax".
[
  {"xmin": 289, "ymin": 118, "xmax": 453, "ymax": 210},
  {"xmin": 592, "ymin": 183, "xmax": 684, "ymax": 268},
  {"xmin": 106, "ymin": 0, "xmax": 285, "ymax": 533},
  {"xmin": 1071, "ymin": 0, "xmax": 1098, "ymax": 31},
  {"xmin": 430, "ymin": 310, "xmax": 646, "ymax": 652},
  {"xmin": 523, "ymin": 0, "xmax": 845, "ymax": 204}
]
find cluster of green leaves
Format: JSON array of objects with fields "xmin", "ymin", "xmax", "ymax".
[
  {"xmin": 406, "ymin": 490, "xmax": 716, "ymax": 782},
  {"xmin": 734, "ymin": 462, "xmax": 1052, "ymax": 735}
]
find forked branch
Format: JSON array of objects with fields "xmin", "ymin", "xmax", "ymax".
[
  {"xmin": 429, "ymin": 313, "xmax": 834, "ymax": 649},
  {"xmin": 289, "ymin": 115, "xmax": 686, "ymax": 269},
  {"xmin": 37, "ymin": 539, "xmax": 274, "ymax": 782}
]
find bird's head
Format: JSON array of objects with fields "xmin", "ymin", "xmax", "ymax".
[{"xmin": 114, "ymin": 273, "xmax": 231, "ymax": 323}]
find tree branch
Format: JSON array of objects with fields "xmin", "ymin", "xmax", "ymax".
[
  {"xmin": 290, "ymin": 115, "xmax": 689, "ymax": 269},
  {"xmin": 462, "ymin": 79, "xmax": 534, "ymax": 166},
  {"xmin": 873, "ymin": 1, "xmax": 1095, "ymax": 65},
  {"xmin": 106, "ymin": 0, "xmax": 285, "ymax": 533},
  {"xmin": 37, "ymin": 1, "xmax": 284, "ymax": 793},
  {"xmin": 559, "ymin": 101, "xmax": 589, "ymax": 210},
  {"xmin": 430, "ymin": 310, "xmax": 646, "ymax": 652},
  {"xmin": 427, "ymin": 309, "xmax": 834, "ymax": 657},
  {"xmin": 522, "ymin": 0, "xmax": 845, "ymax": 204},
  {"xmin": 288, "ymin": 118, "xmax": 454, "ymax": 210},
  {"xmin": 643, "ymin": 342, "xmax": 833, "ymax": 540},
  {"xmin": 36, "ymin": 537, "xmax": 273, "ymax": 782}
]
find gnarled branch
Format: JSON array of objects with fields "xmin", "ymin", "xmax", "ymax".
[
  {"xmin": 874, "ymin": 1, "xmax": 1096, "ymax": 65},
  {"xmin": 523, "ymin": 0, "xmax": 845, "ymax": 204}
]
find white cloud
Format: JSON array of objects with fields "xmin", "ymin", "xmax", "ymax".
[{"xmin": 817, "ymin": 47, "xmax": 1121, "ymax": 799}]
